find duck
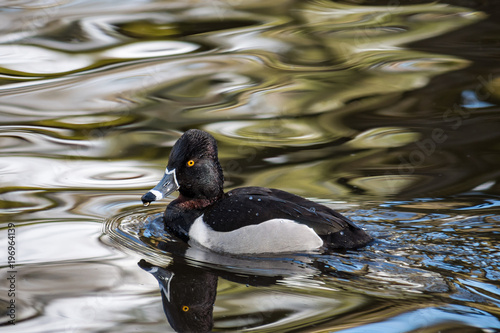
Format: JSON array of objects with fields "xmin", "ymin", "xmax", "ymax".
[{"xmin": 141, "ymin": 129, "xmax": 372, "ymax": 254}]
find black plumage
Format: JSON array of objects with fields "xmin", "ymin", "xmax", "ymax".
[
  {"xmin": 142, "ymin": 129, "xmax": 373, "ymax": 253},
  {"xmin": 204, "ymin": 187, "xmax": 372, "ymax": 249}
]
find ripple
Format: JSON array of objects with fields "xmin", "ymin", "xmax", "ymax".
[
  {"xmin": 0, "ymin": 156, "xmax": 162, "ymax": 190},
  {"xmin": 93, "ymin": 171, "xmax": 143, "ymax": 181},
  {"xmin": 0, "ymin": 45, "xmax": 93, "ymax": 75},
  {"xmin": 0, "ymin": 284, "xmax": 41, "ymax": 325},
  {"xmin": 386, "ymin": 195, "xmax": 500, "ymax": 214},
  {"xmin": 101, "ymin": 41, "xmax": 199, "ymax": 59},
  {"xmin": 350, "ymin": 175, "xmax": 424, "ymax": 196},
  {"xmin": 55, "ymin": 114, "xmax": 127, "ymax": 126},
  {"xmin": 64, "ymin": 164, "xmax": 158, "ymax": 188},
  {"xmin": 205, "ymin": 119, "xmax": 339, "ymax": 147},
  {"xmin": 105, "ymin": 208, "xmax": 333, "ymax": 278},
  {"xmin": 370, "ymin": 57, "xmax": 470, "ymax": 73},
  {"xmin": 0, "ymin": 190, "xmax": 55, "ymax": 215},
  {"xmin": 349, "ymin": 127, "xmax": 420, "ymax": 148},
  {"xmin": 0, "ymin": 54, "xmax": 267, "ymax": 114},
  {"xmin": 2, "ymin": 221, "xmax": 112, "ymax": 264},
  {"xmin": 339, "ymin": 305, "xmax": 500, "ymax": 333},
  {"xmin": 409, "ymin": 11, "xmax": 485, "ymax": 22},
  {"xmin": 17, "ymin": 262, "xmax": 123, "ymax": 295},
  {"xmin": 0, "ymin": 126, "xmax": 79, "ymax": 154},
  {"xmin": 327, "ymin": 26, "xmax": 408, "ymax": 39},
  {"xmin": 102, "ymin": 198, "xmax": 500, "ymax": 331},
  {"xmin": 0, "ymin": 125, "xmax": 176, "ymax": 160},
  {"xmin": 104, "ymin": 207, "xmax": 177, "ymax": 264}
]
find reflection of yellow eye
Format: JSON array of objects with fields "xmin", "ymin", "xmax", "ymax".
[
  {"xmin": 182, "ymin": 305, "xmax": 189, "ymax": 312},
  {"xmin": 187, "ymin": 160, "xmax": 195, "ymax": 167}
]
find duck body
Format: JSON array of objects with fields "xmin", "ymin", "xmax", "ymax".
[{"xmin": 142, "ymin": 129, "xmax": 372, "ymax": 255}]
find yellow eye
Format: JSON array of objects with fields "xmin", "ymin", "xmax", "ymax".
[
  {"xmin": 182, "ymin": 305, "xmax": 189, "ymax": 312},
  {"xmin": 187, "ymin": 160, "xmax": 195, "ymax": 167}
]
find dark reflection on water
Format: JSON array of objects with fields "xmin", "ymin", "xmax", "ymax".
[
  {"xmin": 1, "ymin": 0, "xmax": 500, "ymax": 332},
  {"xmin": 138, "ymin": 259, "xmax": 218, "ymax": 333}
]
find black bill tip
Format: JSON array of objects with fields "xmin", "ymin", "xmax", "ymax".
[{"xmin": 141, "ymin": 192, "xmax": 157, "ymax": 206}]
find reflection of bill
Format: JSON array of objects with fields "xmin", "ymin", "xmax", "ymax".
[
  {"xmin": 139, "ymin": 259, "xmax": 218, "ymax": 333},
  {"xmin": 138, "ymin": 252, "xmax": 290, "ymax": 333},
  {"xmin": 138, "ymin": 236, "xmax": 350, "ymax": 333}
]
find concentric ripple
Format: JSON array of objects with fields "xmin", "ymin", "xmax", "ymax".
[
  {"xmin": 0, "ymin": 156, "xmax": 162, "ymax": 190},
  {"xmin": 205, "ymin": 119, "xmax": 339, "ymax": 147}
]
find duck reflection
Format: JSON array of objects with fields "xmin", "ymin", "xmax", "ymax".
[
  {"xmin": 135, "ymin": 232, "xmax": 450, "ymax": 332},
  {"xmin": 138, "ymin": 256, "xmax": 286, "ymax": 333},
  {"xmin": 135, "ymin": 213, "xmax": 372, "ymax": 332},
  {"xmin": 138, "ymin": 259, "xmax": 217, "ymax": 333}
]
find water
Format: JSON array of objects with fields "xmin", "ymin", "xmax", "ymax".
[{"xmin": 1, "ymin": 0, "xmax": 500, "ymax": 332}]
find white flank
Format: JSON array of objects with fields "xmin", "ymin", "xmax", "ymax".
[{"xmin": 188, "ymin": 215, "xmax": 323, "ymax": 254}]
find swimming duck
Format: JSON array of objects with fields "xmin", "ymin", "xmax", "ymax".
[{"xmin": 142, "ymin": 129, "xmax": 372, "ymax": 254}]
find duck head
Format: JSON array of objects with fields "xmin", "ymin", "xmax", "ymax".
[{"xmin": 142, "ymin": 129, "xmax": 224, "ymax": 206}]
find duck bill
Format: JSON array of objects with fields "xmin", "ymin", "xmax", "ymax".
[{"xmin": 141, "ymin": 168, "xmax": 179, "ymax": 206}]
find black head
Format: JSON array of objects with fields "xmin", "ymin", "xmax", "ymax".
[
  {"xmin": 168, "ymin": 129, "xmax": 224, "ymax": 198},
  {"xmin": 142, "ymin": 129, "xmax": 224, "ymax": 205}
]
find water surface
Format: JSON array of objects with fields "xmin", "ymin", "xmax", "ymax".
[{"xmin": 1, "ymin": 0, "xmax": 500, "ymax": 332}]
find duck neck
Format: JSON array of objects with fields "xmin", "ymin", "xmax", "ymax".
[
  {"xmin": 174, "ymin": 192, "xmax": 223, "ymax": 210},
  {"xmin": 165, "ymin": 192, "xmax": 222, "ymax": 240}
]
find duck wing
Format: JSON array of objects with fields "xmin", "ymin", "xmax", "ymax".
[{"xmin": 203, "ymin": 187, "xmax": 372, "ymax": 248}]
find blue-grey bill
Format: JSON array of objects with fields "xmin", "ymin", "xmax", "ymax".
[{"xmin": 141, "ymin": 168, "xmax": 179, "ymax": 206}]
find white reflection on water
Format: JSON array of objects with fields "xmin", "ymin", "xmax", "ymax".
[
  {"xmin": 0, "ymin": 156, "xmax": 161, "ymax": 189},
  {"xmin": 101, "ymin": 41, "xmax": 199, "ymax": 59},
  {"xmin": 0, "ymin": 45, "xmax": 93, "ymax": 74}
]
